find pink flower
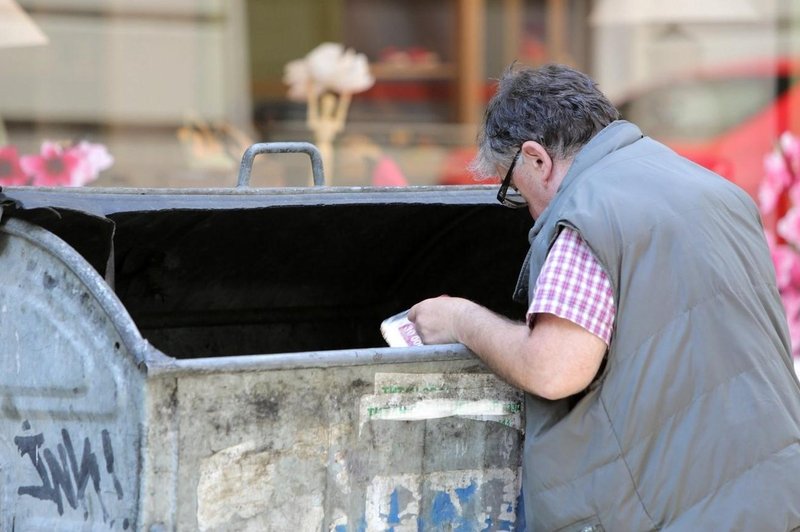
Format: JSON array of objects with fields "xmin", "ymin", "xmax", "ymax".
[
  {"xmin": 767, "ymin": 231, "xmax": 791, "ymax": 290},
  {"xmin": 371, "ymin": 156, "xmax": 408, "ymax": 186},
  {"xmin": 20, "ymin": 142, "xmax": 81, "ymax": 187},
  {"xmin": 780, "ymin": 131, "xmax": 800, "ymax": 177},
  {"xmin": 772, "ymin": 245, "xmax": 800, "ymax": 292},
  {"xmin": 759, "ymin": 151, "xmax": 793, "ymax": 215},
  {"xmin": 763, "ymin": 132, "xmax": 800, "ymax": 360},
  {"xmin": 68, "ymin": 141, "xmax": 113, "ymax": 186},
  {"xmin": 0, "ymin": 146, "xmax": 30, "ymax": 186},
  {"xmin": 781, "ymin": 288, "xmax": 800, "ymax": 357},
  {"xmin": 788, "ymin": 181, "xmax": 800, "ymax": 208},
  {"xmin": 777, "ymin": 206, "xmax": 800, "ymax": 248}
]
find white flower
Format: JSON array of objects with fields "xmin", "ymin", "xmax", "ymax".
[
  {"xmin": 74, "ymin": 141, "xmax": 113, "ymax": 173},
  {"xmin": 285, "ymin": 42, "xmax": 375, "ymax": 98},
  {"xmin": 329, "ymin": 49, "xmax": 374, "ymax": 94},
  {"xmin": 69, "ymin": 141, "xmax": 114, "ymax": 186},
  {"xmin": 307, "ymin": 42, "xmax": 347, "ymax": 87},
  {"xmin": 283, "ymin": 58, "xmax": 317, "ymax": 102}
]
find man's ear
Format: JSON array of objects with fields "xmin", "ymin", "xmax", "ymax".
[{"xmin": 521, "ymin": 140, "xmax": 553, "ymax": 183}]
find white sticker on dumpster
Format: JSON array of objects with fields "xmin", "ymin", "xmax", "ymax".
[{"xmin": 359, "ymin": 373, "xmax": 523, "ymax": 431}]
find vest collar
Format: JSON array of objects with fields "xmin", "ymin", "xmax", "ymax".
[
  {"xmin": 529, "ymin": 120, "xmax": 644, "ymax": 238},
  {"xmin": 513, "ymin": 121, "xmax": 643, "ymax": 303}
]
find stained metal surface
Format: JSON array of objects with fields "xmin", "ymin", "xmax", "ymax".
[
  {"xmin": 160, "ymin": 363, "xmax": 523, "ymax": 531},
  {"xmin": 0, "ymin": 186, "xmax": 529, "ymax": 530},
  {"xmin": 0, "ymin": 218, "xmax": 150, "ymax": 530}
]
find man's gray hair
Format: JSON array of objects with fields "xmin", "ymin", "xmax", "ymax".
[{"xmin": 472, "ymin": 63, "xmax": 620, "ymax": 179}]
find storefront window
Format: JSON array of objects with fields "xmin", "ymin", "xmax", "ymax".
[{"xmin": 0, "ymin": 0, "xmax": 797, "ymax": 190}]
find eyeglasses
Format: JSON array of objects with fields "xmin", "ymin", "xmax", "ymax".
[{"xmin": 497, "ymin": 147, "xmax": 527, "ymax": 208}]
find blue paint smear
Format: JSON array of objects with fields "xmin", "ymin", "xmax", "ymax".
[
  {"xmin": 377, "ymin": 488, "xmax": 401, "ymax": 530},
  {"xmin": 455, "ymin": 481, "xmax": 477, "ymax": 504},
  {"xmin": 482, "ymin": 515, "xmax": 514, "ymax": 531},
  {"xmin": 334, "ymin": 526, "xmax": 347, "ymax": 532},
  {"xmin": 515, "ymin": 489, "xmax": 526, "ymax": 532},
  {"xmin": 429, "ymin": 490, "xmax": 479, "ymax": 531},
  {"xmin": 388, "ymin": 488, "xmax": 401, "ymax": 525},
  {"xmin": 431, "ymin": 491, "xmax": 458, "ymax": 525},
  {"xmin": 454, "ymin": 521, "xmax": 474, "ymax": 532},
  {"xmin": 497, "ymin": 519, "xmax": 514, "ymax": 531}
]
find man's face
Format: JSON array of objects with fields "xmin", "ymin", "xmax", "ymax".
[{"xmin": 498, "ymin": 143, "xmax": 554, "ymax": 219}]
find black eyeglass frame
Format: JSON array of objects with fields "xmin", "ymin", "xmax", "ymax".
[{"xmin": 496, "ymin": 146, "xmax": 527, "ymax": 208}]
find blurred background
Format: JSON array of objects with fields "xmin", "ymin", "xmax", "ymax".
[{"xmin": 0, "ymin": 0, "xmax": 798, "ymax": 194}]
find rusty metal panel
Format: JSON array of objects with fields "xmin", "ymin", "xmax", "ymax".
[{"xmin": 0, "ymin": 218, "xmax": 148, "ymax": 531}]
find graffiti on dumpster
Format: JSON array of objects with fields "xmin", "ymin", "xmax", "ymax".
[
  {"xmin": 14, "ymin": 421, "xmax": 128, "ymax": 529},
  {"xmin": 365, "ymin": 469, "xmax": 520, "ymax": 531}
]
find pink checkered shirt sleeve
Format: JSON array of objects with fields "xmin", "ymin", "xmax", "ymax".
[{"xmin": 527, "ymin": 227, "xmax": 615, "ymax": 344}]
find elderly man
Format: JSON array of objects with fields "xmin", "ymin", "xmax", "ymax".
[{"xmin": 409, "ymin": 64, "xmax": 800, "ymax": 531}]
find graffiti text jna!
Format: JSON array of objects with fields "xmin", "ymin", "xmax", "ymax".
[{"xmin": 15, "ymin": 422, "xmax": 126, "ymax": 527}]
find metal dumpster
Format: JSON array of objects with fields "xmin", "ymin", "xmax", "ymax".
[{"xmin": 0, "ymin": 151, "xmax": 531, "ymax": 530}]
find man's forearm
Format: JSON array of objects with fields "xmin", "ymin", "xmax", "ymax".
[
  {"xmin": 409, "ymin": 296, "xmax": 606, "ymax": 400},
  {"xmin": 451, "ymin": 301, "xmax": 543, "ymax": 395}
]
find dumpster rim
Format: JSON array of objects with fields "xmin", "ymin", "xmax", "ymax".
[
  {"xmin": 145, "ymin": 344, "xmax": 480, "ymax": 376},
  {"xmin": 1, "ymin": 185, "xmax": 507, "ymax": 216},
  {"xmin": 0, "ymin": 216, "xmax": 156, "ymax": 371}
]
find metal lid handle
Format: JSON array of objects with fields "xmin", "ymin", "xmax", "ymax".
[{"xmin": 237, "ymin": 142, "xmax": 326, "ymax": 187}]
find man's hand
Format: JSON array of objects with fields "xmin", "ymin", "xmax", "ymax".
[{"xmin": 408, "ymin": 296, "xmax": 469, "ymax": 344}]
